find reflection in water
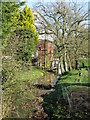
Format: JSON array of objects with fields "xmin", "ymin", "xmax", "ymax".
[
  {"xmin": 35, "ymin": 72, "xmax": 55, "ymax": 85},
  {"xmin": 32, "ymin": 72, "xmax": 57, "ymax": 120},
  {"xmin": 33, "ymin": 72, "xmax": 57, "ymax": 97},
  {"xmin": 28, "ymin": 72, "xmax": 57, "ymax": 120},
  {"xmin": 38, "ymin": 72, "xmax": 56, "ymax": 86}
]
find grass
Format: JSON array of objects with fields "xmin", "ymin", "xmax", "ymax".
[
  {"xmin": 43, "ymin": 67, "xmax": 89, "ymax": 120},
  {"xmin": 57, "ymin": 68, "xmax": 89, "ymax": 90},
  {"xmin": 2, "ymin": 66, "xmax": 44, "ymax": 118},
  {"xmin": 71, "ymin": 58, "xmax": 89, "ymax": 69},
  {"xmin": 78, "ymin": 58, "xmax": 89, "ymax": 67},
  {"xmin": 58, "ymin": 68, "xmax": 88, "ymax": 84},
  {"xmin": 15, "ymin": 67, "xmax": 44, "ymax": 82},
  {"xmin": 2, "ymin": 58, "xmax": 89, "ymax": 118}
]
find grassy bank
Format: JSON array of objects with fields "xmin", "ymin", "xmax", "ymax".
[
  {"xmin": 78, "ymin": 58, "xmax": 88, "ymax": 68},
  {"xmin": 57, "ymin": 68, "xmax": 89, "ymax": 86},
  {"xmin": 15, "ymin": 67, "xmax": 44, "ymax": 82},
  {"xmin": 2, "ymin": 60, "xmax": 44, "ymax": 118},
  {"xmin": 43, "ymin": 68, "xmax": 89, "ymax": 120}
]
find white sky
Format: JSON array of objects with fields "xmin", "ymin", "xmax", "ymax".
[
  {"xmin": 21, "ymin": 0, "xmax": 90, "ymax": 2},
  {"xmin": 21, "ymin": 0, "xmax": 89, "ymax": 12},
  {"xmin": 21, "ymin": 0, "xmax": 90, "ymax": 8}
]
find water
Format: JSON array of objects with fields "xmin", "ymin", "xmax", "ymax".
[
  {"xmin": 34, "ymin": 72, "xmax": 89, "ymax": 120},
  {"xmin": 33, "ymin": 72, "xmax": 57, "ymax": 99},
  {"xmin": 32, "ymin": 72, "xmax": 57, "ymax": 120},
  {"xmin": 34, "ymin": 72, "xmax": 57, "ymax": 90}
]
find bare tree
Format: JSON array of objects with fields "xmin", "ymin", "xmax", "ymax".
[{"xmin": 33, "ymin": 0, "xmax": 88, "ymax": 73}]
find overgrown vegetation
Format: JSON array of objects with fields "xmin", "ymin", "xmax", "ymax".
[
  {"xmin": 1, "ymin": 1, "xmax": 39, "ymax": 119},
  {"xmin": 16, "ymin": 5, "xmax": 38, "ymax": 65},
  {"xmin": 2, "ymin": 58, "xmax": 44, "ymax": 118}
]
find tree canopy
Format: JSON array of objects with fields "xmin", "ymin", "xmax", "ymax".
[
  {"xmin": 34, "ymin": 1, "xmax": 88, "ymax": 73},
  {"xmin": 16, "ymin": 5, "xmax": 38, "ymax": 63},
  {"xmin": 2, "ymin": 2, "xmax": 20, "ymax": 49}
]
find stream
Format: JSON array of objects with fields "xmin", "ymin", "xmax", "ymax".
[
  {"xmin": 31, "ymin": 72, "xmax": 58, "ymax": 120},
  {"xmin": 31, "ymin": 72, "xmax": 74, "ymax": 120},
  {"xmin": 30, "ymin": 71, "xmax": 89, "ymax": 120}
]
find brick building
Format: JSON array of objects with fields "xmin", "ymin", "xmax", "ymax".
[
  {"xmin": 32, "ymin": 11, "xmax": 54, "ymax": 69},
  {"xmin": 36, "ymin": 40, "xmax": 53, "ymax": 69}
]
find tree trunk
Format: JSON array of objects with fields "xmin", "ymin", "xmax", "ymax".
[
  {"xmin": 64, "ymin": 52, "xmax": 68, "ymax": 71},
  {"xmin": 67, "ymin": 54, "xmax": 72, "ymax": 71},
  {"xmin": 63, "ymin": 57, "xmax": 66, "ymax": 72},
  {"xmin": 58, "ymin": 61, "xmax": 62, "ymax": 75},
  {"xmin": 61, "ymin": 56, "xmax": 65, "ymax": 73},
  {"xmin": 75, "ymin": 59, "xmax": 78, "ymax": 69},
  {"xmin": 82, "ymin": 62, "xmax": 84, "ymax": 68}
]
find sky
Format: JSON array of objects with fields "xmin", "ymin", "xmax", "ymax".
[
  {"xmin": 21, "ymin": 0, "xmax": 90, "ymax": 10},
  {"xmin": 20, "ymin": 0, "xmax": 89, "ymax": 28}
]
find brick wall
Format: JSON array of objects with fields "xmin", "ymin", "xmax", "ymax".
[{"xmin": 37, "ymin": 40, "xmax": 53, "ymax": 67}]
